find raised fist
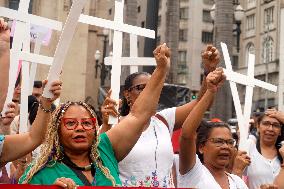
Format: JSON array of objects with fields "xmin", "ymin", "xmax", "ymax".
[{"xmin": 153, "ymin": 43, "xmax": 171, "ymax": 71}]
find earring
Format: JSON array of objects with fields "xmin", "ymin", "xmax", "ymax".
[
  {"xmin": 126, "ymin": 98, "xmax": 132, "ymax": 106},
  {"xmin": 58, "ymin": 145, "xmax": 65, "ymax": 161}
]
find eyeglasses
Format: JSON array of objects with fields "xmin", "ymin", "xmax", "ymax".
[
  {"xmin": 128, "ymin": 83, "xmax": 146, "ymax": 92},
  {"xmin": 62, "ymin": 118, "xmax": 97, "ymax": 130},
  {"xmin": 207, "ymin": 138, "xmax": 236, "ymax": 148},
  {"xmin": 261, "ymin": 121, "xmax": 282, "ymax": 129}
]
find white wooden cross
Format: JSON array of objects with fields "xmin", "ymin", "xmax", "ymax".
[
  {"xmin": 43, "ymin": 0, "xmax": 156, "ymax": 124},
  {"xmin": 80, "ymin": 0, "xmax": 156, "ymax": 124},
  {"xmin": 0, "ymin": 0, "xmax": 62, "ymax": 133},
  {"xmin": 221, "ymin": 42, "xmax": 277, "ymax": 151},
  {"xmin": 104, "ymin": 33, "xmax": 156, "ymax": 73}
]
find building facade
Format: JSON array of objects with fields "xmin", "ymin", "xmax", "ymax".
[
  {"xmin": 157, "ymin": 0, "xmax": 214, "ymax": 90},
  {"xmin": 237, "ymin": 0, "xmax": 283, "ymax": 111}
]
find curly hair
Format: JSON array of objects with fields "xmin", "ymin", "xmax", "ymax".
[{"xmin": 22, "ymin": 101, "xmax": 116, "ymax": 186}]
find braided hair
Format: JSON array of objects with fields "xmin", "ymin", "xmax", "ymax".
[{"xmin": 22, "ymin": 101, "xmax": 116, "ymax": 186}]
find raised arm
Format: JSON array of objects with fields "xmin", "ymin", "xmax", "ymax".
[
  {"xmin": 0, "ymin": 102, "xmax": 16, "ymax": 135},
  {"xmin": 274, "ymin": 165, "xmax": 284, "ymax": 189},
  {"xmin": 106, "ymin": 43, "xmax": 170, "ymax": 161},
  {"xmin": 0, "ymin": 18, "xmax": 10, "ymax": 111},
  {"xmin": 179, "ymin": 68, "xmax": 225, "ymax": 174},
  {"xmin": 266, "ymin": 109, "xmax": 284, "ymax": 124},
  {"xmin": 99, "ymin": 89, "xmax": 119, "ymax": 134},
  {"xmin": 0, "ymin": 80, "xmax": 62, "ymax": 163},
  {"xmin": 174, "ymin": 45, "xmax": 220, "ymax": 130}
]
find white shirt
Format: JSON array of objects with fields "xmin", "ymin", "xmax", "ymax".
[
  {"xmin": 246, "ymin": 138, "xmax": 281, "ymax": 189},
  {"xmin": 178, "ymin": 155, "xmax": 248, "ymax": 189},
  {"xmin": 119, "ymin": 108, "xmax": 176, "ymax": 187}
]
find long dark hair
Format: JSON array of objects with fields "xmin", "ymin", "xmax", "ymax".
[
  {"xmin": 120, "ymin": 72, "xmax": 150, "ymax": 116},
  {"xmin": 256, "ymin": 113, "xmax": 284, "ymax": 164},
  {"xmin": 196, "ymin": 120, "xmax": 231, "ymax": 163}
]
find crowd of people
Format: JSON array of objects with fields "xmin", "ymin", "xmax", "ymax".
[{"xmin": 0, "ymin": 18, "xmax": 284, "ymax": 189}]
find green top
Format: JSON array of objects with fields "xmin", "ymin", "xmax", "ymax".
[{"xmin": 19, "ymin": 133, "xmax": 121, "ymax": 186}]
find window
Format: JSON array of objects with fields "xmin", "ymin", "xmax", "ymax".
[
  {"xmin": 264, "ymin": 7, "xmax": 274, "ymax": 26},
  {"xmin": 180, "ymin": 8, "xmax": 189, "ymax": 19},
  {"xmin": 141, "ymin": 21, "xmax": 145, "ymax": 28},
  {"xmin": 137, "ymin": 6, "xmax": 141, "ymax": 13},
  {"xmin": 9, "ymin": 0, "xmax": 33, "ymax": 13},
  {"xmin": 179, "ymin": 29, "xmax": 188, "ymax": 41},
  {"xmin": 203, "ymin": 10, "xmax": 212, "ymax": 23},
  {"xmin": 201, "ymin": 31, "xmax": 213, "ymax": 43},
  {"xmin": 246, "ymin": 14, "xmax": 255, "ymax": 31},
  {"xmin": 108, "ymin": 8, "xmax": 112, "ymax": 15},
  {"xmin": 178, "ymin": 51, "xmax": 187, "ymax": 64},
  {"xmin": 9, "ymin": 0, "xmax": 20, "ymax": 10},
  {"xmin": 246, "ymin": 43, "xmax": 255, "ymax": 66},
  {"xmin": 232, "ymin": 55, "xmax": 239, "ymax": 69},
  {"xmin": 263, "ymin": 37, "xmax": 273, "ymax": 63}
]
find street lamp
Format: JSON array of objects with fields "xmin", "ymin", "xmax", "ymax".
[
  {"xmin": 94, "ymin": 50, "xmax": 101, "ymax": 78},
  {"xmin": 210, "ymin": 3, "xmax": 244, "ymax": 52},
  {"xmin": 234, "ymin": 4, "xmax": 245, "ymax": 52},
  {"xmin": 96, "ymin": 29, "xmax": 109, "ymax": 86}
]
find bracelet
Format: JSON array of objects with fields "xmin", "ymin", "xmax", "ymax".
[{"xmin": 39, "ymin": 101, "xmax": 52, "ymax": 113}]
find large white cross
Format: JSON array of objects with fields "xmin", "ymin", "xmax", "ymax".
[
  {"xmin": 104, "ymin": 34, "xmax": 156, "ymax": 72},
  {"xmin": 42, "ymin": 0, "xmax": 89, "ymax": 98},
  {"xmin": 0, "ymin": 0, "xmax": 62, "ymax": 133},
  {"xmin": 80, "ymin": 1, "xmax": 155, "ymax": 124},
  {"xmin": 42, "ymin": 0, "xmax": 156, "ymax": 124},
  {"xmin": 221, "ymin": 42, "xmax": 277, "ymax": 151}
]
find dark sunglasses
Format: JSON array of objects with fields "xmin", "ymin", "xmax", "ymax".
[{"xmin": 128, "ymin": 83, "xmax": 146, "ymax": 92}]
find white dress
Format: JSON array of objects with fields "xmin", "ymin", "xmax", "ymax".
[
  {"xmin": 118, "ymin": 108, "xmax": 176, "ymax": 187},
  {"xmin": 246, "ymin": 138, "xmax": 281, "ymax": 189},
  {"xmin": 178, "ymin": 155, "xmax": 248, "ymax": 189}
]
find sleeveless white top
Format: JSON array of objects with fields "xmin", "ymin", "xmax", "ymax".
[{"xmin": 118, "ymin": 108, "xmax": 176, "ymax": 187}]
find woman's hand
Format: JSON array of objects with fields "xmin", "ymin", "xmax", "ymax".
[
  {"xmin": 266, "ymin": 109, "xmax": 284, "ymax": 124},
  {"xmin": 1, "ymin": 102, "xmax": 16, "ymax": 125},
  {"xmin": 54, "ymin": 177, "xmax": 77, "ymax": 189},
  {"xmin": 202, "ymin": 45, "xmax": 220, "ymax": 73},
  {"xmin": 206, "ymin": 67, "xmax": 226, "ymax": 93},
  {"xmin": 0, "ymin": 18, "xmax": 10, "ymax": 45},
  {"xmin": 101, "ymin": 89, "xmax": 120, "ymax": 125},
  {"xmin": 40, "ymin": 80, "xmax": 62, "ymax": 108},
  {"xmin": 279, "ymin": 145, "xmax": 284, "ymax": 160},
  {"xmin": 153, "ymin": 43, "xmax": 171, "ymax": 71},
  {"xmin": 232, "ymin": 151, "xmax": 251, "ymax": 176}
]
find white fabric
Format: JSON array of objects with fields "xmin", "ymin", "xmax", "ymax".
[
  {"xmin": 119, "ymin": 107, "xmax": 176, "ymax": 187},
  {"xmin": 178, "ymin": 155, "xmax": 248, "ymax": 189},
  {"xmin": 246, "ymin": 138, "xmax": 281, "ymax": 189},
  {"xmin": 0, "ymin": 162, "xmax": 11, "ymax": 178}
]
